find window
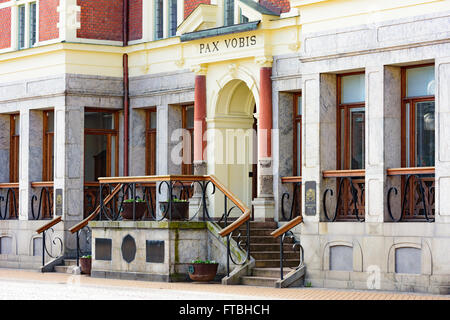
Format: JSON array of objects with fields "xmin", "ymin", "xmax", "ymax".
[
  {"xmin": 10, "ymin": 114, "xmax": 20, "ymax": 183},
  {"xmin": 146, "ymin": 109, "xmax": 157, "ymax": 175},
  {"xmin": 224, "ymin": 0, "xmax": 235, "ymax": 26},
  {"xmin": 293, "ymin": 94, "xmax": 302, "ymax": 176},
  {"xmin": 402, "ymin": 65, "xmax": 435, "ymax": 168},
  {"xmin": 84, "ymin": 110, "xmax": 119, "ymax": 182},
  {"xmin": 43, "ymin": 111, "xmax": 54, "ymax": 181},
  {"xmin": 239, "ymin": 8, "xmax": 249, "ymax": 23},
  {"xmin": 29, "ymin": 2, "xmax": 37, "ymax": 47},
  {"xmin": 168, "ymin": 0, "xmax": 177, "ymax": 37},
  {"xmin": 337, "ymin": 73, "xmax": 365, "ymax": 170},
  {"xmin": 18, "ymin": 5, "xmax": 25, "ymax": 49},
  {"xmin": 154, "ymin": 0, "xmax": 164, "ymax": 40},
  {"xmin": 182, "ymin": 105, "xmax": 194, "ymax": 175}
]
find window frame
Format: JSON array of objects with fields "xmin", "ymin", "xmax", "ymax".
[
  {"xmin": 181, "ymin": 105, "xmax": 194, "ymax": 175},
  {"xmin": 336, "ymin": 72, "xmax": 366, "ymax": 171},
  {"xmin": 293, "ymin": 93, "xmax": 302, "ymax": 177},
  {"xmin": 10, "ymin": 114, "xmax": 20, "ymax": 183},
  {"xmin": 83, "ymin": 108, "xmax": 120, "ymax": 183},
  {"xmin": 42, "ymin": 110, "xmax": 54, "ymax": 182},
  {"xmin": 145, "ymin": 108, "xmax": 157, "ymax": 176}
]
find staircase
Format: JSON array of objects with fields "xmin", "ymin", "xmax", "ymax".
[
  {"xmin": 219, "ymin": 219, "xmax": 301, "ymax": 287},
  {"xmin": 53, "ymin": 259, "xmax": 78, "ymax": 273}
]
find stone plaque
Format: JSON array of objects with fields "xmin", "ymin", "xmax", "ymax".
[
  {"xmin": 121, "ymin": 235, "xmax": 137, "ymax": 263},
  {"xmin": 305, "ymin": 181, "xmax": 317, "ymax": 216},
  {"xmin": 146, "ymin": 240, "xmax": 165, "ymax": 263},
  {"xmin": 95, "ymin": 238, "xmax": 112, "ymax": 261},
  {"xmin": 55, "ymin": 189, "xmax": 63, "ymax": 216}
]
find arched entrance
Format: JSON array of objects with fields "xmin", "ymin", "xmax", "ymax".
[{"xmin": 208, "ymin": 79, "xmax": 257, "ymax": 218}]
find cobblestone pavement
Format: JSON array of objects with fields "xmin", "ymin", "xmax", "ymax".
[{"xmin": 0, "ymin": 269, "xmax": 448, "ymax": 300}]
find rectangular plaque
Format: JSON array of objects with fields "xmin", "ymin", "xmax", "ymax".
[
  {"xmin": 146, "ymin": 240, "xmax": 165, "ymax": 263},
  {"xmin": 55, "ymin": 189, "xmax": 63, "ymax": 216},
  {"xmin": 305, "ymin": 181, "xmax": 317, "ymax": 216},
  {"xmin": 95, "ymin": 238, "xmax": 112, "ymax": 261}
]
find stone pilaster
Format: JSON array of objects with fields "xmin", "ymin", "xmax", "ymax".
[
  {"xmin": 53, "ymin": 105, "xmax": 84, "ymax": 222},
  {"xmin": 129, "ymin": 108, "xmax": 146, "ymax": 177}
]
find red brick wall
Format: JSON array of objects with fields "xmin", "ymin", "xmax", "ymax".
[
  {"xmin": 184, "ymin": 0, "xmax": 210, "ymax": 19},
  {"xmin": 39, "ymin": 0, "xmax": 60, "ymax": 42},
  {"xmin": 129, "ymin": 0, "xmax": 142, "ymax": 41},
  {"xmin": 259, "ymin": 0, "xmax": 290, "ymax": 14},
  {"xmin": 0, "ymin": 7, "xmax": 11, "ymax": 49},
  {"xmin": 77, "ymin": 0, "xmax": 123, "ymax": 41}
]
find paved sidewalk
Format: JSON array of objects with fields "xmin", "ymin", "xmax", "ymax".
[{"xmin": 0, "ymin": 269, "xmax": 448, "ymax": 300}]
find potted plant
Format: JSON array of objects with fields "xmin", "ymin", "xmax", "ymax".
[
  {"xmin": 188, "ymin": 259, "xmax": 219, "ymax": 282},
  {"xmin": 80, "ymin": 255, "xmax": 92, "ymax": 275},
  {"xmin": 159, "ymin": 198, "xmax": 189, "ymax": 221},
  {"xmin": 121, "ymin": 198, "xmax": 147, "ymax": 220}
]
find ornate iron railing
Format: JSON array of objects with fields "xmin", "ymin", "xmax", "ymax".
[
  {"xmin": 0, "ymin": 183, "xmax": 19, "ymax": 220},
  {"xmin": 70, "ymin": 175, "xmax": 251, "ymax": 275},
  {"xmin": 322, "ymin": 170, "xmax": 365, "ymax": 222},
  {"xmin": 280, "ymin": 176, "xmax": 302, "ymax": 221},
  {"xmin": 31, "ymin": 182, "xmax": 53, "ymax": 220},
  {"xmin": 387, "ymin": 167, "xmax": 435, "ymax": 222},
  {"xmin": 270, "ymin": 216, "xmax": 304, "ymax": 280},
  {"xmin": 36, "ymin": 216, "xmax": 64, "ymax": 268}
]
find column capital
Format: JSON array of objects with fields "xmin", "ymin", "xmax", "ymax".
[
  {"xmin": 255, "ymin": 56, "xmax": 273, "ymax": 68},
  {"xmin": 190, "ymin": 64, "xmax": 208, "ymax": 76}
]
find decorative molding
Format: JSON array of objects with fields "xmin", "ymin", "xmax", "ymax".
[
  {"xmin": 190, "ymin": 64, "xmax": 208, "ymax": 75},
  {"xmin": 255, "ymin": 55, "xmax": 273, "ymax": 67}
]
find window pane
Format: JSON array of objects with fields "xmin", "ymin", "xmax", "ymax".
[
  {"xmin": 415, "ymin": 101, "xmax": 435, "ymax": 167},
  {"xmin": 150, "ymin": 111, "xmax": 157, "ymax": 129},
  {"xmin": 84, "ymin": 112, "xmax": 114, "ymax": 130},
  {"xmin": 111, "ymin": 137, "xmax": 116, "ymax": 176},
  {"xmin": 186, "ymin": 106, "xmax": 194, "ymax": 129},
  {"xmin": 169, "ymin": 0, "xmax": 177, "ymax": 37},
  {"xmin": 224, "ymin": 0, "xmax": 234, "ymax": 26},
  {"xmin": 341, "ymin": 74, "xmax": 365, "ymax": 104},
  {"xmin": 406, "ymin": 66, "xmax": 435, "ymax": 97},
  {"xmin": 405, "ymin": 103, "xmax": 411, "ymax": 167},
  {"xmin": 350, "ymin": 109, "xmax": 365, "ymax": 169},
  {"xmin": 340, "ymin": 109, "xmax": 345, "ymax": 170},
  {"xmin": 297, "ymin": 95, "xmax": 302, "ymax": 116},
  {"xmin": 84, "ymin": 134, "xmax": 107, "ymax": 181},
  {"xmin": 296, "ymin": 122, "xmax": 301, "ymax": 175},
  {"xmin": 29, "ymin": 2, "xmax": 37, "ymax": 47},
  {"xmin": 154, "ymin": 0, "xmax": 164, "ymax": 39},
  {"xmin": 18, "ymin": 5, "xmax": 25, "ymax": 49},
  {"xmin": 46, "ymin": 111, "xmax": 54, "ymax": 133}
]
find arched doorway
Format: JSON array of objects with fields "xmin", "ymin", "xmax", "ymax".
[{"xmin": 209, "ymin": 79, "xmax": 257, "ymax": 218}]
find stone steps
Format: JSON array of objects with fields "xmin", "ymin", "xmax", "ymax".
[{"xmin": 54, "ymin": 259, "xmax": 77, "ymax": 273}]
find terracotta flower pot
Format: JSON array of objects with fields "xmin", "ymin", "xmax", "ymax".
[
  {"xmin": 188, "ymin": 263, "xmax": 218, "ymax": 282},
  {"xmin": 121, "ymin": 202, "xmax": 146, "ymax": 220},
  {"xmin": 80, "ymin": 257, "xmax": 92, "ymax": 275},
  {"xmin": 159, "ymin": 201, "xmax": 189, "ymax": 221}
]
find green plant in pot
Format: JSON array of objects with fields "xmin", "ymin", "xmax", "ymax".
[
  {"xmin": 79, "ymin": 255, "xmax": 92, "ymax": 275},
  {"xmin": 121, "ymin": 198, "xmax": 147, "ymax": 220},
  {"xmin": 159, "ymin": 197, "xmax": 189, "ymax": 221},
  {"xmin": 188, "ymin": 259, "xmax": 219, "ymax": 282}
]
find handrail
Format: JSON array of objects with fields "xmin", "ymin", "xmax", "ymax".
[
  {"xmin": 270, "ymin": 216, "xmax": 303, "ymax": 238},
  {"xmin": 387, "ymin": 167, "xmax": 435, "ymax": 176},
  {"xmin": 31, "ymin": 181, "xmax": 54, "ymax": 188},
  {"xmin": 281, "ymin": 176, "xmax": 302, "ymax": 183},
  {"xmin": 323, "ymin": 169, "xmax": 365, "ymax": 178},
  {"xmin": 69, "ymin": 183, "xmax": 123, "ymax": 234},
  {"xmin": 36, "ymin": 216, "xmax": 62, "ymax": 234},
  {"xmin": 0, "ymin": 183, "xmax": 19, "ymax": 188}
]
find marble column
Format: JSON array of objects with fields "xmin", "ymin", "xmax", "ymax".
[
  {"xmin": 252, "ymin": 58, "xmax": 275, "ymax": 221},
  {"xmin": 19, "ymin": 110, "xmax": 43, "ymax": 220},
  {"xmin": 191, "ymin": 66, "xmax": 208, "ymax": 220}
]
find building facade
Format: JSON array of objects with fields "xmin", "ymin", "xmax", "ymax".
[{"xmin": 0, "ymin": 0, "xmax": 449, "ymax": 294}]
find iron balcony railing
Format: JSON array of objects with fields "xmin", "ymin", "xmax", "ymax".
[{"xmin": 0, "ymin": 183, "xmax": 19, "ymax": 220}]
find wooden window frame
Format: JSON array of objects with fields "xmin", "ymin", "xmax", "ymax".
[
  {"xmin": 43, "ymin": 110, "xmax": 54, "ymax": 182},
  {"xmin": 10, "ymin": 114, "xmax": 20, "ymax": 183},
  {"xmin": 145, "ymin": 108, "xmax": 157, "ymax": 176},
  {"xmin": 293, "ymin": 93, "xmax": 302, "ymax": 177},
  {"xmin": 181, "ymin": 105, "xmax": 194, "ymax": 175},
  {"xmin": 401, "ymin": 63, "xmax": 435, "ymax": 169},
  {"xmin": 336, "ymin": 72, "xmax": 366, "ymax": 171},
  {"xmin": 83, "ymin": 109, "xmax": 119, "ymax": 183}
]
